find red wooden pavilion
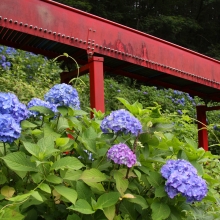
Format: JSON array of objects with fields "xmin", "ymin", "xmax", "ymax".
[{"xmin": 1, "ymin": 0, "xmax": 220, "ymax": 150}]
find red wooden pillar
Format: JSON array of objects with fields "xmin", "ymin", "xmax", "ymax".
[
  {"xmin": 196, "ymin": 105, "xmax": 208, "ymax": 151},
  {"xmin": 88, "ymin": 56, "xmax": 105, "ymax": 116}
]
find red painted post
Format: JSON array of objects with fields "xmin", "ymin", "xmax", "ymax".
[
  {"xmin": 196, "ymin": 105, "xmax": 208, "ymax": 151},
  {"xmin": 88, "ymin": 56, "xmax": 105, "ymax": 116}
]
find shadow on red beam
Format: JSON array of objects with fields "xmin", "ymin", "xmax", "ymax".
[
  {"xmin": 203, "ymin": 106, "xmax": 220, "ymax": 111},
  {"xmin": 105, "ymin": 67, "xmax": 213, "ymax": 99},
  {"xmin": 0, "ymin": 39, "xmax": 60, "ymax": 58}
]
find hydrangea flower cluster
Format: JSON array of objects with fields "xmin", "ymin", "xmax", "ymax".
[
  {"xmin": 0, "ymin": 92, "xmax": 28, "ymax": 142},
  {"xmin": 100, "ymin": 109, "xmax": 142, "ymax": 136},
  {"xmin": 161, "ymin": 159, "xmax": 208, "ymax": 203},
  {"xmin": 0, "ymin": 55, "xmax": 11, "ymax": 69},
  {"xmin": 0, "ymin": 93, "xmax": 28, "ymax": 123},
  {"xmin": 27, "ymin": 98, "xmax": 58, "ymax": 117},
  {"xmin": 44, "ymin": 83, "xmax": 80, "ymax": 110},
  {"xmin": 0, "ymin": 114, "xmax": 21, "ymax": 143},
  {"xmin": 107, "ymin": 143, "xmax": 137, "ymax": 167}
]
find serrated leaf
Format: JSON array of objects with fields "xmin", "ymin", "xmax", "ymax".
[
  {"xmin": 23, "ymin": 140, "xmax": 59, "ymax": 160},
  {"xmin": 31, "ymin": 191, "xmax": 44, "ymax": 202},
  {"xmin": 120, "ymin": 200, "xmax": 138, "ymax": 220},
  {"xmin": 8, "ymin": 192, "xmax": 31, "ymax": 202},
  {"xmin": 103, "ymin": 205, "xmax": 115, "ymax": 220},
  {"xmin": 61, "ymin": 170, "xmax": 82, "ymax": 181},
  {"xmin": 190, "ymin": 160, "xmax": 204, "ymax": 175},
  {"xmin": 22, "ymin": 142, "xmax": 40, "ymax": 158},
  {"xmin": 96, "ymin": 192, "xmax": 120, "ymax": 209},
  {"xmin": 154, "ymin": 123, "xmax": 174, "ymax": 132},
  {"xmin": 21, "ymin": 120, "xmax": 37, "ymax": 129},
  {"xmin": 68, "ymin": 199, "xmax": 95, "ymax": 214},
  {"xmin": 151, "ymin": 201, "xmax": 170, "ymax": 220},
  {"xmin": 113, "ymin": 171, "xmax": 128, "ymax": 196},
  {"xmin": 80, "ymin": 138, "xmax": 97, "ymax": 154},
  {"xmin": 0, "ymin": 208, "xmax": 24, "ymax": 220},
  {"xmin": 43, "ymin": 125, "xmax": 61, "ymax": 139},
  {"xmin": 46, "ymin": 175, "xmax": 62, "ymax": 184},
  {"xmin": 54, "ymin": 185, "xmax": 77, "ymax": 204},
  {"xmin": 38, "ymin": 183, "xmax": 51, "ymax": 194},
  {"xmin": 31, "ymin": 129, "xmax": 43, "ymax": 136},
  {"xmin": 80, "ymin": 168, "xmax": 106, "ymax": 182},
  {"xmin": 84, "ymin": 181, "xmax": 105, "ymax": 192},
  {"xmin": 57, "ymin": 106, "xmax": 68, "ymax": 116},
  {"xmin": 76, "ymin": 181, "xmax": 94, "ymax": 203},
  {"xmin": 74, "ymin": 110, "xmax": 88, "ymax": 116},
  {"xmin": 82, "ymin": 127, "xmax": 98, "ymax": 139},
  {"xmin": 128, "ymin": 194, "xmax": 148, "ymax": 209},
  {"xmin": 68, "ymin": 116, "xmax": 82, "ymax": 132},
  {"xmin": 50, "ymin": 157, "xmax": 84, "ymax": 171},
  {"xmin": 56, "ymin": 137, "xmax": 69, "ymax": 147},
  {"xmin": 147, "ymin": 171, "xmax": 163, "ymax": 187},
  {"xmin": 155, "ymin": 186, "xmax": 167, "ymax": 197},
  {"xmin": 57, "ymin": 117, "xmax": 69, "ymax": 133},
  {"xmin": 29, "ymin": 106, "xmax": 54, "ymax": 116},
  {"xmin": 116, "ymin": 97, "xmax": 138, "ymax": 114},
  {"xmin": 184, "ymin": 137, "xmax": 197, "ymax": 149},
  {"xmin": 2, "ymin": 152, "xmax": 37, "ymax": 172},
  {"xmin": 139, "ymin": 133, "xmax": 159, "ymax": 146}
]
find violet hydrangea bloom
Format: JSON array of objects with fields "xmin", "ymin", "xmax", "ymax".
[
  {"xmin": 100, "ymin": 109, "xmax": 142, "ymax": 136},
  {"xmin": 107, "ymin": 143, "xmax": 137, "ymax": 167},
  {"xmin": 161, "ymin": 159, "xmax": 208, "ymax": 203},
  {"xmin": 0, "ymin": 92, "xmax": 28, "ymax": 123},
  {"xmin": 0, "ymin": 114, "xmax": 21, "ymax": 143},
  {"xmin": 27, "ymin": 98, "xmax": 58, "ymax": 117},
  {"xmin": 44, "ymin": 83, "xmax": 80, "ymax": 110}
]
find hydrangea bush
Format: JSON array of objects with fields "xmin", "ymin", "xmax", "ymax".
[{"xmin": 0, "ymin": 84, "xmax": 219, "ymax": 220}]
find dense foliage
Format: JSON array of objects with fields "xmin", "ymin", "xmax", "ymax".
[
  {"xmin": 0, "ymin": 83, "xmax": 219, "ymax": 220},
  {"xmin": 0, "ymin": 43, "xmax": 220, "ymax": 219}
]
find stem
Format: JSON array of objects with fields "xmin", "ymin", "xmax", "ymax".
[
  {"xmin": 55, "ymin": 113, "xmax": 61, "ymax": 131},
  {"xmin": 17, "ymin": 140, "xmax": 21, "ymax": 151},
  {"xmin": 3, "ymin": 143, "xmax": 6, "ymax": 156},
  {"xmin": 70, "ymin": 130, "xmax": 80, "ymax": 155},
  {"xmin": 40, "ymin": 115, "xmax": 45, "ymax": 128},
  {"xmin": 125, "ymin": 167, "xmax": 130, "ymax": 179},
  {"xmin": 132, "ymin": 133, "xmax": 140, "ymax": 153}
]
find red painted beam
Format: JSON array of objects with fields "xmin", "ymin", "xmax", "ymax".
[
  {"xmin": 89, "ymin": 56, "xmax": 105, "ymax": 116},
  {"xmin": 196, "ymin": 106, "xmax": 208, "ymax": 151},
  {"xmin": 0, "ymin": 0, "xmax": 220, "ymax": 92}
]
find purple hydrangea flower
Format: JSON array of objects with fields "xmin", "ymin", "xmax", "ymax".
[
  {"xmin": 27, "ymin": 98, "xmax": 58, "ymax": 117},
  {"xmin": 0, "ymin": 114, "xmax": 21, "ymax": 143},
  {"xmin": 161, "ymin": 159, "xmax": 208, "ymax": 203},
  {"xmin": 100, "ymin": 109, "xmax": 142, "ymax": 136},
  {"xmin": 44, "ymin": 83, "xmax": 80, "ymax": 110},
  {"xmin": 107, "ymin": 143, "xmax": 136, "ymax": 167},
  {"xmin": 0, "ymin": 92, "xmax": 28, "ymax": 123},
  {"xmin": 177, "ymin": 110, "xmax": 183, "ymax": 115}
]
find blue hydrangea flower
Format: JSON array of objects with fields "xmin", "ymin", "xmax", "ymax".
[
  {"xmin": 161, "ymin": 159, "xmax": 207, "ymax": 203},
  {"xmin": 0, "ymin": 92, "xmax": 28, "ymax": 123},
  {"xmin": 100, "ymin": 109, "xmax": 142, "ymax": 136},
  {"xmin": 27, "ymin": 98, "xmax": 58, "ymax": 117},
  {"xmin": 177, "ymin": 110, "xmax": 183, "ymax": 115},
  {"xmin": 107, "ymin": 143, "xmax": 137, "ymax": 167},
  {"xmin": 44, "ymin": 83, "xmax": 80, "ymax": 109},
  {"xmin": 0, "ymin": 114, "xmax": 21, "ymax": 143}
]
